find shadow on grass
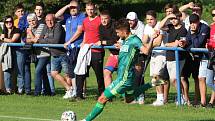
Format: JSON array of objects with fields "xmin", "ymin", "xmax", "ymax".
[{"xmin": 55, "ymin": 86, "xmax": 214, "ymax": 104}]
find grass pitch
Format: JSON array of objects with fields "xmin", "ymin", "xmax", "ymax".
[{"xmin": 0, "ymin": 56, "xmax": 215, "ymax": 121}]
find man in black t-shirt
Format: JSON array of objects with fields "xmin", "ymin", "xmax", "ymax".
[{"xmin": 160, "ymin": 11, "xmax": 188, "ymax": 105}]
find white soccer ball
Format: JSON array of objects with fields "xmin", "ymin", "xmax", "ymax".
[{"xmin": 61, "ymin": 110, "xmax": 77, "ymax": 121}]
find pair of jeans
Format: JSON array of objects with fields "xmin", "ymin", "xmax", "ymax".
[
  {"xmin": 51, "ymin": 54, "xmax": 71, "ymax": 75},
  {"xmin": 206, "ymin": 68, "xmax": 215, "ymax": 91},
  {"xmin": 37, "ymin": 57, "xmax": 55, "ymax": 94},
  {"xmin": 24, "ymin": 50, "xmax": 32, "ymax": 93},
  {"xmin": 3, "ymin": 49, "xmax": 25, "ymax": 92},
  {"xmin": 46, "ymin": 61, "xmax": 55, "ymax": 93},
  {"xmin": 15, "ymin": 49, "xmax": 26, "ymax": 92},
  {"xmin": 34, "ymin": 57, "xmax": 55, "ymax": 94},
  {"xmin": 3, "ymin": 69, "xmax": 12, "ymax": 90}
]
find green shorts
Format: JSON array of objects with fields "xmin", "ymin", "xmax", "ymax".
[{"xmin": 104, "ymin": 78, "xmax": 134, "ymax": 99}]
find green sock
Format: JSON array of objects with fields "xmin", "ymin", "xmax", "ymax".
[
  {"xmin": 134, "ymin": 83, "xmax": 152, "ymax": 97},
  {"xmin": 85, "ymin": 102, "xmax": 105, "ymax": 121}
]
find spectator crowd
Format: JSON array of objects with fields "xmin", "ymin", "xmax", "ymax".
[{"xmin": 0, "ymin": 0, "xmax": 215, "ymax": 108}]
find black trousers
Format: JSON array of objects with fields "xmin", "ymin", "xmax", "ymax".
[{"xmin": 76, "ymin": 52, "xmax": 105, "ymax": 98}]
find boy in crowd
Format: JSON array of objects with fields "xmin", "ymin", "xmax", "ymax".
[
  {"xmin": 75, "ymin": 2, "xmax": 105, "ymax": 100},
  {"xmin": 95, "ymin": 10, "xmax": 119, "ymax": 89},
  {"xmin": 142, "ymin": 10, "xmax": 167, "ymax": 106},
  {"xmin": 160, "ymin": 11, "xmax": 188, "ymax": 105}
]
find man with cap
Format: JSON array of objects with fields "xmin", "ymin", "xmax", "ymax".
[
  {"xmin": 126, "ymin": 11, "xmax": 145, "ymax": 104},
  {"xmin": 184, "ymin": 14, "xmax": 210, "ymax": 107},
  {"xmin": 180, "ymin": 2, "xmax": 209, "ymax": 106},
  {"xmin": 126, "ymin": 12, "xmax": 145, "ymax": 40}
]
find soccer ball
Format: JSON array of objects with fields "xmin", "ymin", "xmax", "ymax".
[{"xmin": 61, "ymin": 111, "xmax": 77, "ymax": 121}]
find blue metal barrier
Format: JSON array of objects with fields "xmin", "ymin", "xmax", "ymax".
[{"xmin": 1, "ymin": 43, "xmax": 209, "ymax": 106}]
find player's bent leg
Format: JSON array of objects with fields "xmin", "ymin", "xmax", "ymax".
[
  {"xmin": 134, "ymin": 83, "xmax": 152, "ymax": 98},
  {"xmin": 134, "ymin": 81, "xmax": 165, "ymax": 98},
  {"xmin": 83, "ymin": 90, "xmax": 113, "ymax": 121},
  {"xmin": 103, "ymin": 69, "xmax": 113, "ymax": 88}
]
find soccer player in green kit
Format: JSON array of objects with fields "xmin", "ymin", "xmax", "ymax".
[{"xmin": 80, "ymin": 18, "xmax": 164, "ymax": 121}]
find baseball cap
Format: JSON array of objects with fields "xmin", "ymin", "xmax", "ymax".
[
  {"xmin": 126, "ymin": 12, "xmax": 138, "ymax": 20},
  {"xmin": 189, "ymin": 14, "xmax": 200, "ymax": 23}
]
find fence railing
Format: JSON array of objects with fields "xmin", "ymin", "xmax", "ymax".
[{"xmin": 1, "ymin": 43, "xmax": 209, "ymax": 106}]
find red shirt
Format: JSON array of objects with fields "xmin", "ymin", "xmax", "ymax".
[
  {"xmin": 209, "ymin": 24, "xmax": 215, "ymax": 48},
  {"xmin": 83, "ymin": 16, "xmax": 104, "ymax": 52}
]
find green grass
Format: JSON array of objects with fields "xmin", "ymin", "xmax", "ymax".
[
  {"xmin": 0, "ymin": 53, "xmax": 215, "ymax": 121},
  {"xmin": 0, "ymin": 71, "xmax": 215, "ymax": 121},
  {"xmin": 0, "ymin": 87, "xmax": 215, "ymax": 121},
  {"xmin": 0, "ymin": 96, "xmax": 214, "ymax": 121}
]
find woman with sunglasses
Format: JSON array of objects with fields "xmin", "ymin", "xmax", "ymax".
[{"xmin": 0, "ymin": 15, "xmax": 24, "ymax": 94}]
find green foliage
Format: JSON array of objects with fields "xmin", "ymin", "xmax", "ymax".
[
  {"xmin": 0, "ymin": 0, "xmax": 215, "ymax": 23},
  {"xmin": 0, "ymin": 0, "xmax": 68, "ymax": 20}
]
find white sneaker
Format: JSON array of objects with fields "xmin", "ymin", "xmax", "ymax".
[
  {"xmin": 63, "ymin": 89, "xmax": 73, "ymax": 99},
  {"xmin": 79, "ymin": 119, "xmax": 86, "ymax": 121},
  {"xmin": 152, "ymin": 100, "xmax": 164, "ymax": 106},
  {"xmin": 71, "ymin": 89, "xmax": 77, "ymax": 97},
  {"xmin": 138, "ymin": 94, "xmax": 144, "ymax": 105}
]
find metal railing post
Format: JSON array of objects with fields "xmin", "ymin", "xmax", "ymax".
[{"xmin": 175, "ymin": 48, "xmax": 181, "ymax": 106}]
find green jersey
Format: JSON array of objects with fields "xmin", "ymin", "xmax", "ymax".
[{"xmin": 104, "ymin": 34, "xmax": 143, "ymax": 97}]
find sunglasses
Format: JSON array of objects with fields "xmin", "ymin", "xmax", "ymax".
[
  {"xmin": 169, "ymin": 17, "xmax": 177, "ymax": 20},
  {"xmin": 5, "ymin": 21, "xmax": 12, "ymax": 24},
  {"xmin": 212, "ymin": 14, "xmax": 215, "ymax": 17},
  {"xmin": 70, "ymin": 6, "xmax": 77, "ymax": 9},
  {"xmin": 192, "ymin": 8, "xmax": 201, "ymax": 12}
]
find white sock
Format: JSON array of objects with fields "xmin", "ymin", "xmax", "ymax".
[
  {"xmin": 72, "ymin": 78, "xmax": 77, "ymax": 91},
  {"xmin": 157, "ymin": 94, "xmax": 164, "ymax": 101}
]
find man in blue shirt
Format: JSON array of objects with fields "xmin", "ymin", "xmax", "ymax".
[
  {"xmin": 55, "ymin": 0, "xmax": 86, "ymax": 98},
  {"xmin": 184, "ymin": 13, "xmax": 210, "ymax": 106}
]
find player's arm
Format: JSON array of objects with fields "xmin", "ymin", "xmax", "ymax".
[
  {"xmin": 152, "ymin": 32, "xmax": 163, "ymax": 47},
  {"xmin": 179, "ymin": 2, "xmax": 194, "ymax": 21},
  {"xmin": 165, "ymin": 40, "xmax": 180, "ymax": 47},
  {"xmin": 140, "ymin": 39, "xmax": 154, "ymax": 55},
  {"xmin": 159, "ymin": 14, "xmax": 176, "ymax": 30},
  {"xmin": 64, "ymin": 25, "xmax": 83, "ymax": 48},
  {"xmin": 142, "ymin": 34, "xmax": 149, "ymax": 44},
  {"xmin": 26, "ymin": 28, "xmax": 37, "ymax": 43},
  {"xmin": 55, "ymin": 4, "xmax": 71, "ymax": 19},
  {"xmin": 2, "ymin": 33, "xmax": 20, "ymax": 43},
  {"xmin": 80, "ymin": 32, "xmax": 86, "ymax": 48}
]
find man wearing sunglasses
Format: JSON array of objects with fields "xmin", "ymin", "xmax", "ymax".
[
  {"xmin": 160, "ymin": 12, "xmax": 188, "ymax": 105},
  {"xmin": 55, "ymin": 0, "xmax": 86, "ymax": 99}
]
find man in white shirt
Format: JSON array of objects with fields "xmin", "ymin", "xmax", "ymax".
[{"xmin": 143, "ymin": 10, "xmax": 168, "ymax": 106}]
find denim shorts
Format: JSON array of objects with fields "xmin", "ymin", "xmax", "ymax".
[{"xmin": 51, "ymin": 55, "xmax": 71, "ymax": 76}]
